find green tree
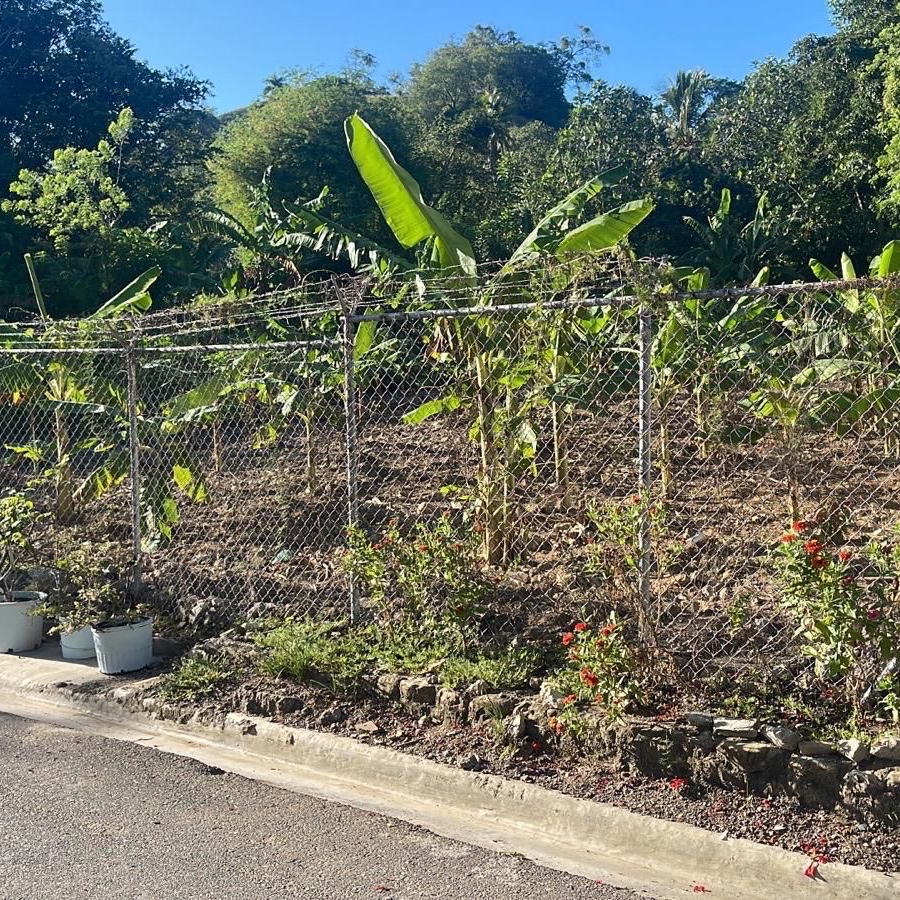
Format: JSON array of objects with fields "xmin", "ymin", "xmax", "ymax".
[
  {"xmin": 211, "ymin": 72, "xmax": 409, "ymax": 248},
  {"xmin": 4, "ymin": 109, "xmax": 134, "ymax": 252},
  {"xmin": 710, "ymin": 30, "xmax": 890, "ymax": 271},
  {"xmin": 0, "ymin": 0, "xmax": 211, "ymax": 221}
]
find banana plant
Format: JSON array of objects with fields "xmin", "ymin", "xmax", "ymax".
[
  {"xmin": 808, "ymin": 241, "xmax": 900, "ymax": 455},
  {"xmin": 743, "ymin": 358, "xmax": 857, "ymax": 520},
  {"xmin": 2, "ymin": 264, "xmax": 158, "ymax": 523},
  {"xmin": 344, "ymin": 113, "xmax": 653, "ymax": 562},
  {"xmin": 649, "ymin": 265, "xmax": 773, "ymax": 498}
]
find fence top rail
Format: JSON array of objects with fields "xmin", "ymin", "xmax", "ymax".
[
  {"xmin": 0, "ymin": 337, "xmax": 339, "ymax": 357},
  {"xmin": 3, "ymin": 270, "xmax": 899, "ymax": 343},
  {"xmin": 348, "ymin": 273, "xmax": 900, "ymax": 324}
]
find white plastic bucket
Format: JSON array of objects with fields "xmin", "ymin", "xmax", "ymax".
[
  {"xmin": 60, "ymin": 625, "xmax": 96, "ymax": 660},
  {"xmin": 92, "ymin": 617, "xmax": 153, "ymax": 675},
  {"xmin": 0, "ymin": 592, "xmax": 44, "ymax": 654}
]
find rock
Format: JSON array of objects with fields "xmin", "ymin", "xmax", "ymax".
[
  {"xmin": 507, "ymin": 713, "xmax": 527, "ymax": 740},
  {"xmin": 467, "ymin": 679, "xmax": 489, "ymax": 697},
  {"xmin": 713, "ymin": 718, "xmax": 759, "ymax": 739},
  {"xmin": 788, "ymin": 756, "xmax": 853, "ymax": 809},
  {"xmin": 837, "ymin": 738, "xmax": 870, "ymax": 764},
  {"xmin": 398, "ymin": 677, "xmax": 437, "ymax": 710},
  {"xmin": 459, "ymin": 754, "xmax": 483, "ymax": 771},
  {"xmin": 685, "ymin": 711, "xmax": 714, "ymax": 729},
  {"xmin": 375, "ymin": 674, "xmax": 402, "ymax": 700},
  {"xmin": 469, "ymin": 692, "xmax": 517, "ymax": 723},
  {"xmin": 275, "ymin": 695, "xmax": 304, "ymax": 715},
  {"xmin": 528, "ymin": 677, "xmax": 542, "ymax": 691},
  {"xmin": 688, "ymin": 730, "xmax": 718, "ymax": 754},
  {"xmin": 882, "ymin": 767, "xmax": 900, "ymax": 789},
  {"xmin": 719, "ymin": 739, "xmax": 787, "ymax": 774},
  {"xmin": 353, "ymin": 720, "xmax": 381, "ymax": 734},
  {"xmin": 798, "ymin": 740, "xmax": 836, "ymax": 757},
  {"xmin": 872, "ymin": 736, "xmax": 900, "ymax": 761},
  {"xmin": 317, "ymin": 708, "xmax": 346, "ymax": 726},
  {"xmin": 761, "ymin": 724, "xmax": 801, "ymax": 752},
  {"xmin": 538, "ymin": 682, "xmax": 566, "ymax": 710},
  {"xmin": 433, "ymin": 688, "xmax": 467, "ymax": 724}
]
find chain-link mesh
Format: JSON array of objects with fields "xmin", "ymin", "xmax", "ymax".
[{"xmin": 2, "ymin": 268, "xmax": 899, "ymax": 696}]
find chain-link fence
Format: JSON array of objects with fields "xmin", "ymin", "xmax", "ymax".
[{"xmin": 2, "ymin": 267, "xmax": 900, "ymax": 692}]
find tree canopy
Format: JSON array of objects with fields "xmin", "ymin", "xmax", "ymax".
[{"xmin": 3, "ymin": 7, "xmax": 900, "ymax": 314}]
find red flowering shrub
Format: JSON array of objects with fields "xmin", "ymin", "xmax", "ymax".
[
  {"xmin": 547, "ymin": 614, "xmax": 638, "ymax": 729},
  {"xmin": 774, "ymin": 524, "xmax": 898, "ymax": 708}
]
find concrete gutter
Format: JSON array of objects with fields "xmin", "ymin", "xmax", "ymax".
[{"xmin": 0, "ymin": 647, "xmax": 895, "ymax": 900}]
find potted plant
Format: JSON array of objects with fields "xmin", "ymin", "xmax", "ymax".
[
  {"xmin": 31, "ymin": 545, "xmax": 105, "ymax": 660},
  {"xmin": 0, "ymin": 492, "xmax": 46, "ymax": 654},
  {"xmin": 89, "ymin": 546, "xmax": 153, "ymax": 675},
  {"xmin": 35, "ymin": 542, "xmax": 152, "ymax": 672}
]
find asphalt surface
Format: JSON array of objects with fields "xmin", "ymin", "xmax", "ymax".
[{"xmin": 0, "ymin": 713, "xmax": 649, "ymax": 900}]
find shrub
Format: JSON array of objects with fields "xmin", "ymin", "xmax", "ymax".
[
  {"xmin": 344, "ymin": 514, "xmax": 487, "ymax": 633},
  {"xmin": 548, "ymin": 614, "xmax": 639, "ymax": 731},
  {"xmin": 774, "ymin": 519, "xmax": 899, "ymax": 709}
]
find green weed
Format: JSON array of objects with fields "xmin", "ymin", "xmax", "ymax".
[
  {"xmin": 159, "ymin": 656, "xmax": 234, "ymax": 701},
  {"xmin": 439, "ymin": 646, "xmax": 541, "ymax": 690}
]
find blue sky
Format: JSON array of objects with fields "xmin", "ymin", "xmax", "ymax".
[{"xmin": 101, "ymin": 0, "xmax": 835, "ymax": 113}]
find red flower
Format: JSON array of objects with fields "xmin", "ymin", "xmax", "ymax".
[
  {"xmin": 867, "ymin": 608, "xmax": 881, "ymax": 622},
  {"xmin": 803, "ymin": 539, "xmax": 823, "ymax": 555},
  {"xmin": 549, "ymin": 717, "xmax": 564, "ymax": 735},
  {"xmin": 692, "ymin": 887, "xmax": 709, "ymax": 895},
  {"xmin": 415, "ymin": 542, "xmax": 428, "ymax": 553},
  {"xmin": 630, "ymin": 494, "xmax": 642, "ymax": 505},
  {"xmin": 562, "ymin": 632, "xmax": 575, "ymax": 646},
  {"xmin": 810, "ymin": 554, "xmax": 828, "ymax": 570},
  {"xmin": 838, "ymin": 549, "xmax": 852, "ymax": 562},
  {"xmin": 803, "ymin": 861, "xmax": 819, "ymax": 879},
  {"xmin": 580, "ymin": 667, "xmax": 599, "ymax": 689},
  {"xmin": 600, "ymin": 623, "xmax": 616, "ymax": 638},
  {"xmin": 563, "ymin": 694, "xmax": 577, "ymax": 705},
  {"xmin": 574, "ymin": 622, "xmax": 587, "ymax": 632},
  {"xmin": 792, "ymin": 520, "xmax": 808, "ymax": 533},
  {"xmin": 781, "ymin": 532, "xmax": 797, "ymax": 543},
  {"xmin": 372, "ymin": 542, "xmax": 384, "ymax": 551},
  {"xmin": 669, "ymin": 776, "xmax": 687, "ymax": 791}
]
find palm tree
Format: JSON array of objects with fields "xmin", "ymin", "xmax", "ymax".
[
  {"xmin": 478, "ymin": 87, "xmax": 514, "ymax": 175},
  {"xmin": 660, "ymin": 68, "xmax": 713, "ymax": 151}
]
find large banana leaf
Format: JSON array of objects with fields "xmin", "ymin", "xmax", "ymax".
[
  {"xmin": 344, "ymin": 114, "xmax": 476, "ymax": 276},
  {"xmin": 91, "ymin": 266, "xmax": 160, "ymax": 319},
  {"xmin": 554, "ymin": 200, "xmax": 654, "ymax": 258},
  {"xmin": 508, "ymin": 166, "xmax": 626, "ymax": 264}
]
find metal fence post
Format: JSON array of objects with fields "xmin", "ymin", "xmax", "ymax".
[
  {"xmin": 637, "ymin": 300, "xmax": 655, "ymax": 643},
  {"xmin": 125, "ymin": 341, "xmax": 143, "ymax": 596},
  {"xmin": 339, "ymin": 288, "xmax": 361, "ymax": 624}
]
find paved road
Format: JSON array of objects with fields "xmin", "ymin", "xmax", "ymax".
[{"xmin": 0, "ymin": 713, "xmax": 647, "ymax": 900}]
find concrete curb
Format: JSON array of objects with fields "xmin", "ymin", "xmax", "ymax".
[{"xmin": 0, "ymin": 649, "xmax": 895, "ymax": 900}]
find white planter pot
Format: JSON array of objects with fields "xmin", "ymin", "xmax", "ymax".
[
  {"xmin": 0, "ymin": 591, "xmax": 44, "ymax": 654},
  {"xmin": 92, "ymin": 617, "xmax": 153, "ymax": 675},
  {"xmin": 60, "ymin": 625, "xmax": 96, "ymax": 660}
]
